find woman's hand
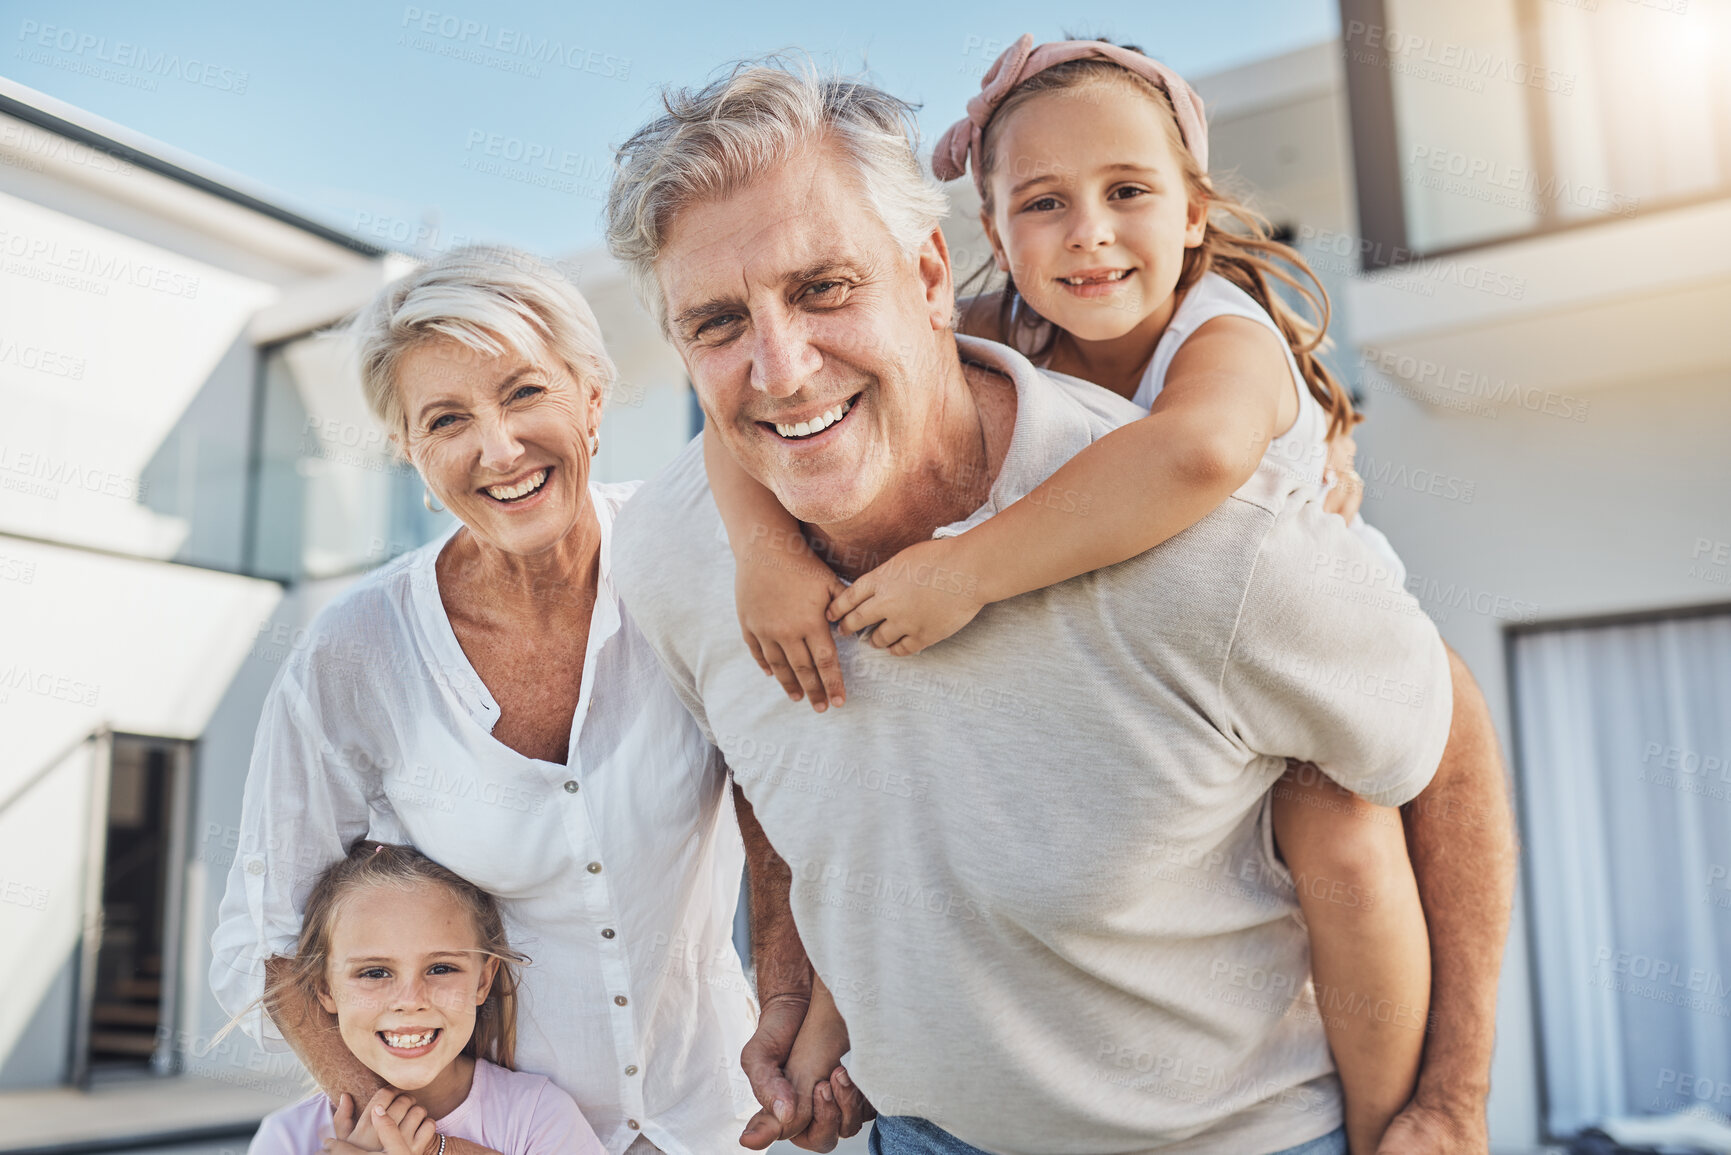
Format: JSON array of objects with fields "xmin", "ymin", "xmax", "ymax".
[
  {"xmin": 326, "ymin": 1090, "xmax": 433, "ymax": 1153},
  {"xmin": 1322, "ymin": 432, "xmax": 1363, "ymax": 523},
  {"xmin": 828, "ymin": 538, "xmax": 985, "ymax": 656},
  {"xmin": 736, "ymin": 538, "xmax": 849, "ymax": 712}
]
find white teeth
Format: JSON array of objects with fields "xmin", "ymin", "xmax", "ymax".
[
  {"xmin": 1061, "ymin": 269, "xmax": 1132, "ymax": 285},
  {"xmin": 484, "ymin": 468, "xmax": 548, "ymax": 501},
  {"xmin": 774, "ymin": 398, "xmax": 852, "ymax": 440},
  {"xmin": 384, "ymin": 1030, "xmax": 436, "ymax": 1048}
]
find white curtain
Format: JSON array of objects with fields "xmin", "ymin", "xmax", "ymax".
[{"xmin": 1513, "ymin": 610, "xmax": 1731, "ymax": 1137}]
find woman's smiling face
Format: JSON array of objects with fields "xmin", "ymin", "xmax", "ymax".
[
  {"xmin": 316, "ymin": 882, "xmax": 498, "ymax": 1093},
  {"xmin": 395, "ymin": 334, "xmax": 604, "ymax": 560},
  {"xmin": 982, "ymin": 81, "xmax": 1207, "ymax": 345}
]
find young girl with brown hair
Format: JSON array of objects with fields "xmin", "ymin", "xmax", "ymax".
[{"xmin": 246, "ymin": 840, "xmax": 601, "ymax": 1155}]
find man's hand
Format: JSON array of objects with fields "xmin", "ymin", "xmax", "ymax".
[
  {"xmin": 1375, "ymin": 1094, "xmax": 1487, "ymax": 1155},
  {"xmin": 1388, "ymin": 648, "xmax": 1513, "ymax": 1155},
  {"xmin": 739, "ymin": 988, "xmax": 873, "ymax": 1153},
  {"xmin": 740, "ymin": 991, "xmax": 811, "ymax": 1149}
]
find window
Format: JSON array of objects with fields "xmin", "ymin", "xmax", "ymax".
[
  {"xmin": 247, "ymin": 330, "xmax": 450, "ymax": 583},
  {"xmin": 1342, "ymin": 0, "xmax": 1731, "ymax": 261},
  {"xmin": 1510, "ymin": 605, "xmax": 1731, "ymax": 1137}
]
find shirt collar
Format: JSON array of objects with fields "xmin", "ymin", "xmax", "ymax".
[
  {"xmin": 409, "ymin": 483, "xmax": 625, "ymax": 733},
  {"xmin": 933, "ymin": 335, "xmax": 1111, "ymax": 539}
]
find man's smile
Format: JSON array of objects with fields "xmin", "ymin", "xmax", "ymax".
[{"xmin": 760, "ymin": 392, "xmax": 862, "ymax": 443}]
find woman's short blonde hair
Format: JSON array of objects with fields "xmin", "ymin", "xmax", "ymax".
[
  {"xmin": 605, "ymin": 57, "xmax": 951, "ymax": 331},
  {"xmin": 351, "ymin": 245, "xmax": 617, "ymax": 438}
]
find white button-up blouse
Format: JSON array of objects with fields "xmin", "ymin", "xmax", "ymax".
[{"xmin": 210, "ymin": 482, "xmax": 758, "ymax": 1155}]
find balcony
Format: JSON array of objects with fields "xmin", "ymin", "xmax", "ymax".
[{"xmin": 1336, "ymin": 0, "xmax": 1731, "ymax": 396}]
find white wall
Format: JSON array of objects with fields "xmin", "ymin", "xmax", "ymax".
[{"xmin": 0, "ymin": 100, "xmax": 381, "ymax": 1090}]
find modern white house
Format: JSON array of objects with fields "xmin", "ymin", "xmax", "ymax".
[
  {"xmin": 0, "ymin": 77, "xmax": 695, "ymax": 1149},
  {"xmin": 2, "ymin": 2, "xmax": 1728, "ymax": 1149}
]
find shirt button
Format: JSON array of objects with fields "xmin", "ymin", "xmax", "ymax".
[
  {"xmin": 563, "ymin": 780, "xmax": 579, "ymax": 793},
  {"xmin": 586, "ymin": 862, "xmax": 602, "ymax": 874},
  {"xmin": 245, "ymin": 859, "xmax": 266, "ymax": 876},
  {"xmin": 627, "ymin": 1120, "xmax": 640, "ymax": 1130},
  {"xmin": 601, "ymin": 928, "xmax": 615, "ymax": 939},
  {"xmin": 624, "ymin": 1065, "xmax": 638, "ymax": 1076},
  {"xmin": 614, "ymin": 995, "xmax": 629, "ymax": 1007}
]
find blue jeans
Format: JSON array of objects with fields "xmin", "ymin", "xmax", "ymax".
[{"xmin": 868, "ymin": 1116, "xmax": 1348, "ymax": 1155}]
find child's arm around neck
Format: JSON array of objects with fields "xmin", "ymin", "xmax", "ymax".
[
  {"xmin": 828, "ymin": 313, "xmax": 1295, "ymax": 650},
  {"xmin": 704, "ymin": 422, "xmax": 848, "ymax": 711}
]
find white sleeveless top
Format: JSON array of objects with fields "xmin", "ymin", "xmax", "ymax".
[
  {"xmin": 1136, "ymin": 272, "xmax": 1331, "ymax": 485},
  {"xmin": 1135, "ymin": 272, "xmax": 1405, "ymax": 579}
]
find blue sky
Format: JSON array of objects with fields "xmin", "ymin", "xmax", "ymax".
[{"xmin": 4, "ymin": 0, "xmax": 1337, "ymax": 258}]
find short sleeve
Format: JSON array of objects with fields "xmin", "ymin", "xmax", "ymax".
[
  {"xmin": 209, "ymin": 666, "xmax": 376, "ymax": 1048},
  {"xmin": 246, "ymin": 1098, "xmax": 328, "ymax": 1154},
  {"xmin": 520, "ymin": 1081, "xmax": 607, "ymax": 1155},
  {"xmin": 1220, "ymin": 490, "xmax": 1452, "ymax": 807}
]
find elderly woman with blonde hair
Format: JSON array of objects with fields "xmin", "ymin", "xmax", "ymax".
[{"xmin": 211, "ymin": 247, "xmax": 786, "ymax": 1155}]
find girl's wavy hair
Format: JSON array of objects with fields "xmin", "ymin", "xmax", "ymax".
[
  {"xmin": 964, "ymin": 41, "xmax": 1360, "ymax": 438},
  {"xmin": 261, "ymin": 840, "xmax": 528, "ymax": 1070}
]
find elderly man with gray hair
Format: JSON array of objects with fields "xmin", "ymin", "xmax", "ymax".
[{"xmin": 605, "ymin": 62, "xmax": 1514, "ymax": 1155}]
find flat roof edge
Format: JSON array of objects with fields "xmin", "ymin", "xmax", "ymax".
[{"xmin": 0, "ymin": 78, "xmax": 386, "ymax": 259}]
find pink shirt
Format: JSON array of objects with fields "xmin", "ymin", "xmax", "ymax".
[{"xmin": 248, "ymin": 1059, "xmax": 604, "ymax": 1155}]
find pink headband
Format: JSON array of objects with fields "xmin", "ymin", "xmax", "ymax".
[{"xmin": 933, "ymin": 34, "xmax": 1209, "ymax": 199}]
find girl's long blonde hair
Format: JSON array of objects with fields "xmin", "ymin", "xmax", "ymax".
[
  {"xmin": 965, "ymin": 45, "xmax": 1361, "ymax": 439},
  {"xmin": 265, "ymin": 839, "xmax": 528, "ymax": 1070}
]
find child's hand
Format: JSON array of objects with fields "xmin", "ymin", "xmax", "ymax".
[
  {"xmin": 327, "ymin": 1090, "xmax": 429, "ymax": 1153},
  {"xmin": 371, "ymin": 1100, "xmax": 441, "ymax": 1155},
  {"xmin": 828, "ymin": 538, "xmax": 985, "ymax": 656},
  {"xmin": 736, "ymin": 540, "xmax": 849, "ymax": 712},
  {"xmin": 1322, "ymin": 432, "xmax": 1364, "ymax": 523}
]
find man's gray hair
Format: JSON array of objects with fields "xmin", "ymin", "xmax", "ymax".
[{"xmin": 605, "ymin": 58, "xmax": 951, "ymax": 331}]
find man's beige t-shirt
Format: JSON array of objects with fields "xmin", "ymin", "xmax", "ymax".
[{"xmin": 612, "ymin": 336, "xmax": 1453, "ymax": 1155}]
